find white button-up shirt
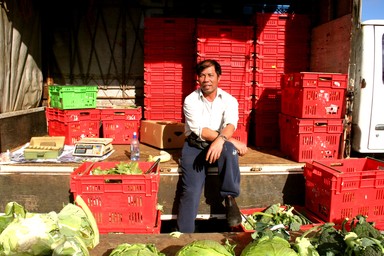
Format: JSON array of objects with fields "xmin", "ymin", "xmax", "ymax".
[{"xmin": 183, "ymin": 88, "xmax": 239, "ymax": 140}]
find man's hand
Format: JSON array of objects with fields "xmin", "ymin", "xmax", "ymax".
[
  {"xmin": 229, "ymin": 139, "xmax": 248, "ymax": 156},
  {"xmin": 206, "ymin": 136, "xmax": 225, "ymax": 164}
]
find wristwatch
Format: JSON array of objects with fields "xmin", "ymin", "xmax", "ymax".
[{"xmin": 218, "ymin": 134, "xmax": 228, "ymax": 141}]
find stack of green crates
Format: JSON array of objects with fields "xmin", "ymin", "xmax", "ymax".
[{"xmin": 49, "ymin": 85, "xmax": 98, "ymax": 110}]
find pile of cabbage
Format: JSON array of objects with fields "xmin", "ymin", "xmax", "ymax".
[{"xmin": 0, "ymin": 196, "xmax": 99, "ymax": 255}]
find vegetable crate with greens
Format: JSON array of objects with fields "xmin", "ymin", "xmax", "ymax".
[
  {"xmin": 240, "ymin": 204, "xmax": 324, "ymax": 233},
  {"xmin": 304, "ymin": 157, "xmax": 384, "ymax": 228},
  {"xmin": 70, "ymin": 160, "xmax": 161, "ymax": 234}
]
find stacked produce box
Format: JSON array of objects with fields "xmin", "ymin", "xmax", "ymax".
[
  {"xmin": 252, "ymin": 13, "xmax": 311, "ymax": 148},
  {"xmin": 196, "ymin": 20, "xmax": 254, "ymax": 144},
  {"xmin": 279, "ymin": 72, "xmax": 347, "ymax": 162},
  {"xmin": 46, "ymin": 85, "xmax": 142, "ymax": 145},
  {"xmin": 143, "ymin": 18, "xmax": 196, "ymax": 122}
]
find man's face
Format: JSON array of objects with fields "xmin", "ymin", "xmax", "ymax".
[{"xmin": 197, "ymin": 65, "xmax": 220, "ymax": 96}]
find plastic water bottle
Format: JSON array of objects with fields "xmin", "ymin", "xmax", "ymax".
[{"xmin": 130, "ymin": 132, "xmax": 140, "ymax": 161}]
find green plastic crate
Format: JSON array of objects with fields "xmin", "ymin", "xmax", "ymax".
[{"xmin": 49, "ymin": 85, "xmax": 98, "ymax": 109}]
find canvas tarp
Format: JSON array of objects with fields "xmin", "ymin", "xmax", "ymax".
[{"xmin": 0, "ymin": 0, "xmax": 42, "ymax": 114}]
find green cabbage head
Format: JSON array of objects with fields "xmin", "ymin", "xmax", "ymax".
[
  {"xmin": 176, "ymin": 240, "xmax": 235, "ymax": 256},
  {"xmin": 240, "ymin": 236, "xmax": 298, "ymax": 256},
  {"xmin": 0, "ymin": 212, "xmax": 62, "ymax": 255}
]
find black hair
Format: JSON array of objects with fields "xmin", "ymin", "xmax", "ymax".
[{"xmin": 195, "ymin": 59, "xmax": 222, "ymax": 76}]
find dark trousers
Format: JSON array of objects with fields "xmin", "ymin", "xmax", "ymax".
[{"xmin": 177, "ymin": 140, "xmax": 240, "ymax": 233}]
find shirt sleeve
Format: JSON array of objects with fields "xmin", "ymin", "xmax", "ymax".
[
  {"xmin": 183, "ymin": 91, "xmax": 202, "ymax": 137},
  {"xmin": 221, "ymin": 93, "xmax": 239, "ymax": 131}
]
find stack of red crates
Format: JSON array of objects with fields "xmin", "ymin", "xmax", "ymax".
[
  {"xmin": 196, "ymin": 20, "xmax": 254, "ymax": 144},
  {"xmin": 143, "ymin": 18, "xmax": 196, "ymax": 122},
  {"xmin": 46, "ymin": 85, "xmax": 101, "ymax": 145},
  {"xmin": 252, "ymin": 13, "xmax": 311, "ymax": 148},
  {"xmin": 279, "ymin": 72, "xmax": 347, "ymax": 162}
]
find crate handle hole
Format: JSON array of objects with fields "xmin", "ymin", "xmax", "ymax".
[{"xmin": 105, "ymin": 179, "xmax": 122, "ymax": 184}]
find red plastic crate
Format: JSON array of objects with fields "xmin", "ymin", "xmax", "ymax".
[
  {"xmin": 279, "ymin": 113, "xmax": 343, "ymax": 162},
  {"xmin": 252, "ymin": 111, "xmax": 280, "ymax": 148},
  {"xmin": 217, "ymin": 69, "xmax": 253, "ymax": 84},
  {"xmin": 254, "ymin": 70, "xmax": 283, "ymax": 88},
  {"xmin": 47, "ymin": 120, "xmax": 100, "ymax": 145},
  {"xmin": 255, "ymin": 13, "xmax": 290, "ymax": 27},
  {"xmin": 99, "ymin": 107, "xmax": 142, "ymax": 121},
  {"xmin": 304, "ymin": 158, "xmax": 384, "ymax": 227},
  {"xmin": 197, "ymin": 39, "xmax": 254, "ymax": 56},
  {"xmin": 102, "ymin": 119, "xmax": 141, "ymax": 144},
  {"xmin": 46, "ymin": 108, "xmax": 100, "ymax": 123},
  {"xmin": 256, "ymin": 57, "xmax": 285, "ymax": 72},
  {"xmin": 281, "ymin": 87, "xmax": 346, "ymax": 118},
  {"xmin": 70, "ymin": 161, "xmax": 161, "ymax": 234},
  {"xmin": 253, "ymin": 86, "xmax": 282, "ymax": 111},
  {"xmin": 256, "ymin": 42, "xmax": 285, "ymax": 57},
  {"xmin": 283, "ymin": 72, "xmax": 348, "ymax": 89},
  {"xmin": 196, "ymin": 24, "xmax": 254, "ymax": 42},
  {"xmin": 197, "ymin": 54, "xmax": 253, "ymax": 70},
  {"xmin": 281, "ymin": 73, "xmax": 347, "ymax": 119}
]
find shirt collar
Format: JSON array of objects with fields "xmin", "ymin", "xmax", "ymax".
[{"xmin": 198, "ymin": 88, "xmax": 223, "ymax": 98}]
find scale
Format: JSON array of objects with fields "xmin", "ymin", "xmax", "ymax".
[{"xmin": 73, "ymin": 138, "xmax": 114, "ymax": 157}]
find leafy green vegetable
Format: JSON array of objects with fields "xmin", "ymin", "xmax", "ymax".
[
  {"xmin": 0, "ymin": 199, "xmax": 99, "ymax": 256},
  {"xmin": 58, "ymin": 196, "xmax": 99, "ymax": 249},
  {"xmin": 0, "ymin": 211, "xmax": 62, "ymax": 255},
  {"xmin": 241, "ymin": 234, "xmax": 298, "ymax": 256},
  {"xmin": 175, "ymin": 240, "xmax": 235, "ymax": 256},
  {"xmin": 242, "ymin": 204, "xmax": 311, "ymax": 233},
  {"xmin": 91, "ymin": 162, "xmax": 143, "ymax": 175},
  {"xmin": 109, "ymin": 243, "xmax": 165, "ymax": 256},
  {"xmin": 349, "ymin": 215, "xmax": 382, "ymax": 240},
  {"xmin": 315, "ymin": 223, "xmax": 345, "ymax": 255},
  {"xmin": 0, "ymin": 201, "xmax": 27, "ymax": 234},
  {"xmin": 52, "ymin": 236, "xmax": 89, "ymax": 256}
]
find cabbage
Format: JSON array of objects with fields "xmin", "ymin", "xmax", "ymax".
[
  {"xmin": 175, "ymin": 240, "xmax": 235, "ymax": 256},
  {"xmin": 109, "ymin": 243, "xmax": 165, "ymax": 256},
  {"xmin": 52, "ymin": 236, "xmax": 89, "ymax": 256},
  {"xmin": 57, "ymin": 196, "xmax": 99, "ymax": 249},
  {"xmin": 0, "ymin": 202, "xmax": 28, "ymax": 234},
  {"xmin": 0, "ymin": 212, "xmax": 62, "ymax": 255},
  {"xmin": 240, "ymin": 236, "xmax": 298, "ymax": 256},
  {"xmin": 0, "ymin": 198, "xmax": 98, "ymax": 256}
]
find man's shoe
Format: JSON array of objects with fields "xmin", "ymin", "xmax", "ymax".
[{"xmin": 225, "ymin": 195, "xmax": 242, "ymax": 227}]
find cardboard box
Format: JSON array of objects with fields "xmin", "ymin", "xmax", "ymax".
[{"xmin": 140, "ymin": 120, "xmax": 185, "ymax": 149}]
